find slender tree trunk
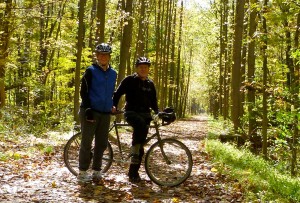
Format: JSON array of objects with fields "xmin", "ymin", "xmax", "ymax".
[
  {"xmin": 74, "ymin": 0, "xmax": 87, "ymax": 123},
  {"xmin": 154, "ymin": 0, "xmax": 161, "ymax": 87},
  {"xmin": 291, "ymin": 12, "xmax": 300, "ymax": 176},
  {"xmin": 261, "ymin": 0, "xmax": 269, "ymax": 158},
  {"xmin": 175, "ymin": 0, "xmax": 183, "ymax": 113},
  {"xmin": 223, "ymin": 0, "xmax": 229, "ymax": 119},
  {"xmin": 89, "ymin": 0, "xmax": 97, "ymax": 49},
  {"xmin": 135, "ymin": 0, "xmax": 146, "ymax": 57},
  {"xmin": 117, "ymin": 0, "xmax": 133, "ymax": 86},
  {"xmin": 248, "ymin": 0, "xmax": 258, "ymax": 142},
  {"xmin": 219, "ymin": 1, "xmax": 225, "ymax": 117},
  {"xmin": 168, "ymin": 2, "xmax": 176, "ymax": 107},
  {"xmin": 231, "ymin": 0, "xmax": 245, "ymax": 135},
  {"xmin": 96, "ymin": 0, "xmax": 106, "ymax": 43},
  {"xmin": 0, "ymin": 0, "xmax": 12, "ymax": 110}
]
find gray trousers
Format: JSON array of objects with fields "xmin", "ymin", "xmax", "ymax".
[{"xmin": 79, "ymin": 108, "xmax": 111, "ymax": 171}]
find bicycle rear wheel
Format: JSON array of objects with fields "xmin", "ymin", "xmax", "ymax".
[
  {"xmin": 145, "ymin": 138, "xmax": 193, "ymax": 187},
  {"xmin": 63, "ymin": 132, "xmax": 113, "ymax": 176}
]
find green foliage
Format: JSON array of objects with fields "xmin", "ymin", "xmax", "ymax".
[
  {"xmin": 0, "ymin": 105, "xmax": 73, "ymax": 137},
  {"xmin": 206, "ymin": 140, "xmax": 300, "ymax": 202}
]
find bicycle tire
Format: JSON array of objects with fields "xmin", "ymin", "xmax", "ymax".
[
  {"xmin": 63, "ymin": 132, "xmax": 113, "ymax": 176},
  {"xmin": 145, "ymin": 138, "xmax": 193, "ymax": 187}
]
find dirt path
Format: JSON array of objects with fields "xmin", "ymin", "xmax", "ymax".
[{"xmin": 0, "ymin": 115, "xmax": 243, "ymax": 203}]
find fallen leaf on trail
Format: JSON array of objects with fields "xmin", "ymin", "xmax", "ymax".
[
  {"xmin": 172, "ymin": 197, "xmax": 180, "ymax": 202},
  {"xmin": 211, "ymin": 167, "xmax": 218, "ymax": 172},
  {"xmin": 51, "ymin": 181, "xmax": 57, "ymax": 188}
]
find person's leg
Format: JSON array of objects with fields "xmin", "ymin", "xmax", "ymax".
[
  {"xmin": 125, "ymin": 112, "xmax": 151, "ymax": 182},
  {"xmin": 79, "ymin": 108, "xmax": 97, "ymax": 171},
  {"xmin": 128, "ymin": 147, "xmax": 145, "ymax": 181},
  {"xmin": 92, "ymin": 113, "xmax": 111, "ymax": 171}
]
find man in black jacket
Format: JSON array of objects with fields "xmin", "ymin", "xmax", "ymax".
[{"xmin": 112, "ymin": 57, "xmax": 159, "ymax": 183}]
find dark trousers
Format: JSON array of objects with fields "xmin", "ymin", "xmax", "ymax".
[
  {"xmin": 79, "ymin": 108, "xmax": 111, "ymax": 171},
  {"xmin": 124, "ymin": 111, "xmax": 152, "ymax": 146},
  {"xmin": 124, "ymin": 111, "xmax": 152, "ymax": 177}
]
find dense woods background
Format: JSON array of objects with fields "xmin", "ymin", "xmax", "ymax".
[{"xmin": 0, "ymin": 0, "xmax": 299, "ymax": 178}]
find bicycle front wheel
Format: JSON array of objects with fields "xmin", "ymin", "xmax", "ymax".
[
  {"xmin": 63, "ymin": 132, "xmax": 113, "ymax": 176},
  {"xmin": 145, "ymin": 138, "xmax": 193, "ymax": 187}
]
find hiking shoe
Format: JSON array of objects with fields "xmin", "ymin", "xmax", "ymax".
[
  {"xmin": 129, "ymin": 174, "xmax": 141, "ymax": 183},
  {"xmin": 130, "ymin": 154, "xmax": 140, "ymax": 164},
  {"xmin": 92, "ymin": 170, "xmax": 102, "ymax": 182},
  {"xmin": 77, "ymin": 171, "xmax": 91, "ymax": 183}
]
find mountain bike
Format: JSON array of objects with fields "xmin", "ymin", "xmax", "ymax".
[{"xmin": 63, "ymin": 112, "xmax": 193, "ymax": 187}]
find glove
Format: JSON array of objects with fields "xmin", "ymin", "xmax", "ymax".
[{"xmin": 85, "ymin": 108, "xmax": 94, "ymax": 121}]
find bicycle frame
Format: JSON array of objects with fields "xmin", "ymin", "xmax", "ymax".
[{"xmin": 108, "ymin": 117, "xmax": 168, "ymax": 163}]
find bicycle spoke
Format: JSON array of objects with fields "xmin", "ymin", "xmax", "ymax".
[{"xmin": 145, "ymin": 138, "xmax": 193, "ymax": 187}]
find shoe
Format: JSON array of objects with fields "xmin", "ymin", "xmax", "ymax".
[
  {"xmin": 130, "ymin": 154, "xmax": 140, "ymax": 164},
  {"xmin": 92, "ymin": 170, "xmax": 102, "ymax": 181},
  {"xmin": 129, "ymin": 174, "xmax": 141, "ymax": 183},
  {"xmin": 77, "ymin": 170, "xmax": 91, "ymax": 183}
]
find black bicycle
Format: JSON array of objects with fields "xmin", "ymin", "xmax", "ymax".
[{"xmin": 63, "ymin": 112, "xmax": 193, "ymax": 187}]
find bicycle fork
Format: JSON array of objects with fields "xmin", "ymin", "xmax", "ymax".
[{"xmin": 153, "ymin": 123, "xmax": 172, "ymax": 165}]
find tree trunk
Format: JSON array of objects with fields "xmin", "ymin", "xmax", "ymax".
[
  {"xmin": 291, "ymin": 12, "xmax": 300, "ymax": 176},
  {"xmin": 135, "ymin": 0, "xmax": 147, "ymax": 57},
  {"xmin": 175, "ymin": 0, "xmax": 183, "ymax": 113},
  {"xmin": 89, "ymin": 0, "xmax": 97, "ymax": 49},
  {"xmin": 218, "ymin": 0, "xmax": 225, "ymax": 117},
  {"xmin": 74, "ymin": 0, "xmax": 87, "ymax": 123},
  {"xmin": 96, "ymin": 0, "xmax": 106, "ymax": 43},
  {"xmin": 261, "ymin": 0, "xmax": 269, "ymax": 158},
  {"xmin": 223, "ymin": 0, "xmax": 230, "ymax": 119},
  {"xmin": 0, "ymin": 0, "xmax": 12, "ymax": 109},
  {"xmin": 168, "ymin": 1, "xmax": 176, "ymax": 107},
  {"xmin": 247, "ymin": 0, "xmax": 258, "ymax": 142},
  {"xmin": 117, "ymin": 0, "xmax": 133, "ymax": 86},
  {"xmin": 231, "ymin": 0, "xmax": 245, "ymax": 135}
]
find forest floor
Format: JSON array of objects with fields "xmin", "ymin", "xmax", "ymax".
[{"xmin": 0, "ymin": 115, "xmax": 244, "ymax": 203}]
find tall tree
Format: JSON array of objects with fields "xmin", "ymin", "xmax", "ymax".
[
  {"xmin": 291, "ymin": 12, "xmax": 300, "ymax": 176},
  {"xmin": 74, "ymin": 0, "xmax": 87, "ymax": 123},
  {"xmin": 261, "ymin": 0, "xmax": 269, "ymax": 157},
  {"xmin": 247, "ymin": 0, "xmax": 258, "ymax": 142},
  {"xmin": 231, "ymin": 0, "xmax": 246, "ymax": 134},
  {"xmin": 174, "ymin": 0, "xmax": 183, "ymax": 113},
  {"xmin": 96, "ymin": 0, "xmax": 106, "ymax": 43},
  {"xmin": 117, "ymin": 0, "xmax": 133, "ymax": 86},
  {"xmin": 0, "ymin": 0, "xmax": 12, "ymax": 109},
  {"xmin": 135, "ymin": 0, "xmax": 147, "ymax": 57}
]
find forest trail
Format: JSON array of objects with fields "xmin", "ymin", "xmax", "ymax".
[{"xmin": 0, "ymin": 115, "xmax": 243, "ymax": 203}]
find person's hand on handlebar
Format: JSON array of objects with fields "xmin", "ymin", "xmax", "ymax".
[{"xmin": 111, "ymin": 106, "xmax": 117, "ymax": 114}]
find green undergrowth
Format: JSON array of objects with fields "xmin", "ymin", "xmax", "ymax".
[{"xmin": 205, "ymin": 140, "xmax": 300, "ymax": 202}]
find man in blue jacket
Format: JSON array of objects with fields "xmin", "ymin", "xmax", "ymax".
[{"xmin": 78, "ymin": 43, "xmax": 117, "ymax": 183}]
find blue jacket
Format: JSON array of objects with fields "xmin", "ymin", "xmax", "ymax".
[{"xmin": 80, "ymin": 63, "xmax": 117, "ymax": 113}]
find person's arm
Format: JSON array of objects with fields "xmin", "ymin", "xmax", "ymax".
[
  {"xmin": 113, "ymin": 77, "xmax": 129, "ymax": 110},
  {"xmin": 80, "ymin": 68, "xmax": 95, "ymax": 121},
  {"xmin": 80, "ymin": 68, "xmax": 92, "ymax": 108}
]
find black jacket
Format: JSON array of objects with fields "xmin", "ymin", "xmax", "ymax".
[{"xmin": 113, "ymin": 73, "xmax": 159, "ymax": 113}]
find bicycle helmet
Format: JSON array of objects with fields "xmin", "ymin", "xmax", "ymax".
[
  {"xmin": 135, "ymin": 56, "xmax": 151, "ymax": 66},
  {"xmin": 95, "ymin": 43, "xmax": 112, "ymax": 54}
]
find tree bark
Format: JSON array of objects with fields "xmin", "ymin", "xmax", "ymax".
[
  {"xmin": 261, "ymin": 0, "xmax": 269, "ymax": 158},
  {"xmin": 291, "ymin": 12, "xmax": 300, "ymax": 176},
  {"xmin": 231, "ymin": 0, "xmax": 245, "ymax": 134},
  {"xmin": 96, "ymin": 0, "xmax": 106, "ymax": 43},
  {"xmin": 247, "ymin": 0, "xmax": 258, "ymax": 142},
  {"xmin": 74, "ymin": 0, "xmax": 87, "ymax": 123},
  {"xmin": 0, "ymin": 0, "xmax": 12, "ymax": 109},
  {"xmin": 175, "ymin": 0, "xmax": 183, "ymax": 113},
  {"xmin": 117, "ymin": 0, "xmax": 133, "ymax": 86}
]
